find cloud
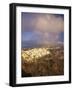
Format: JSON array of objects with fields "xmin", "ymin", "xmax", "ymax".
[
  {"xmin": 33, "ymin": 15, "xmax": 64, "ymax": 33},
  {"xmin": 31, "ymin": 14, "xmax": 64, "ymax": 44},
  {"xmin": 22, "ymin": 13, "xmax": 64, "ymax": 46},
  {"xmin": 22, "ymin": 13, "xmax": 64, "ymax": 33}
]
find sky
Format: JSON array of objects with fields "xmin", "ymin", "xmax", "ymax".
[{"xmin": 21, "ymin": 12, "xmax": 64, "ymax": 48}]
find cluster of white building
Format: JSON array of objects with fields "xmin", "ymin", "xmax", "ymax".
[{"xmin": 21, "ymin": 48, "xmax": 50, "ymax": 62}]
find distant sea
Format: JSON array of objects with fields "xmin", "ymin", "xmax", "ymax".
[{"xmin": 22, "ymin": 41, "xmax": 64, "ymax": 49}]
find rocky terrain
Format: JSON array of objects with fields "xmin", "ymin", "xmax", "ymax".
[{"xmin": 21, "ymin": 47, "xmax": 64, "ymax": 77}]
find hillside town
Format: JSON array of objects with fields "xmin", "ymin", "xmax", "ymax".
[{"xmin": 21, "ymin": 46, "xmax": 64, "ymax": 77}]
